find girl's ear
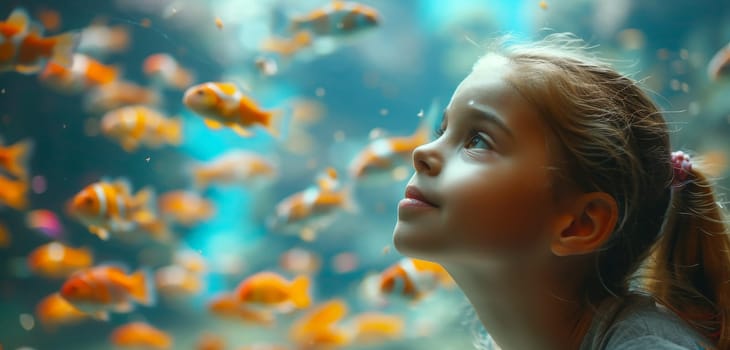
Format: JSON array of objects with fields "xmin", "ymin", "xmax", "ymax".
[{"xmin": 550, "ymin": 192, "xmax": 618, "ymax": 256}]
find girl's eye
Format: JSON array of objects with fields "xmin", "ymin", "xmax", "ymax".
[{"xmin": 465, "ymin": 132, "xmax": 492, "ymax": 150}]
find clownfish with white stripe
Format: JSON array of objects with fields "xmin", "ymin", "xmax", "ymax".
[
  {"xmin": 288, "ymin": 1, "xmax": 381, "ymax": 38},
  {"xmin": 361, "ymin": 257, "xmax": 454, "ymax": 304},
  {"xmin": 182, "ymin": 82, "xmax": 283, "ymax": 138},
  {"xmin": 66, "ymin": 178, "xmax": 156, "ymax": 241},
  {"xmin": 0, "ymin": 7, "xmax": 79, "ymax": 74}
]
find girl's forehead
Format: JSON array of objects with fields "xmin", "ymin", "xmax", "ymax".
[{"xmin": 448, "ymin": 67, "xmax": 518, "ymax": 112}]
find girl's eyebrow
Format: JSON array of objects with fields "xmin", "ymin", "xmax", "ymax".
[{"xmin": 467, "ymin": 100, "xmax": 514, "ymax": 139}]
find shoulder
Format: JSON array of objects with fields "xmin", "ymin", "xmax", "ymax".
[{"xmin": 583, "ymin": 295, "xmax": 714, "ymax": 350}]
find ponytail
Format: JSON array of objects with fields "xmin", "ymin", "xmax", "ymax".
[{"xmin": 644, "ymin": 159, "xmax": 730, "ymax": 348}]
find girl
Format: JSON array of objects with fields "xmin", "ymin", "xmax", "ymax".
[{"xmin": 392, "ymin": 33, "xmax": 729, "ymax": 350}]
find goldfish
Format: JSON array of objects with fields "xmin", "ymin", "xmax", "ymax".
[
  {"xmin": 189, "ymin": 150, "xmax": 278, "ymax": 190},
  {"xmin": 267, "ymin": 167, "xmax": 356, "ymax": 238},
  {"xmin": 349, "ymin": 312, "xmax": 404, "ymax": 344},
  {"xmin": 207, "ymin": 293, "xmax": 276, "ymax": 326},
  {"xmin": 155, "ymin": 265, "xmax": 204, "ymax": 298},
  {"xmin": 143, "ymin": 53, "xmax": 195, "ymax": 90},
  {"xmin": 0, "ymin": 8, "xmax": 78, "ymax": 74},
  {"xmin": 110, "ymin": 322, "xmax": 173, "ymax": 349},
  {"xmin": 235, "ymin": 271, "xmax": 311, "ymax": 312},
  {"xmin": 173, "ymin": 249, "xmax": 207, "ymax": 273},
  {"xmin": 59, "ymin": 265, "xmax": 155, "ymax": 320},
  {"xmin": 39, "ymin": 53, "xmax": 118, "ymax": 93},
  {"xmin": 0, "ymin": 138, "xmax": 33, "ymax": 179},
  {"xmin": 289, "ymin": 299, "xmax": 351, "ymax": 349},
  {"xmin": 158, "ymin": 191, "xmax": 215, "ymax": 226},
  {"xmin": 0, "ymin": 175, "xmax": 29, "ymax": 210},
  {"xmin": 84, "ymin": 80, "xmax": 161, "ymax": 114},
  {"xmin": 77, "ymin": 23, "xmax": 130, "ymax": 56},
  {"xmin": 349, "ymin": 100, "xmax": 439, "ymax": 184},
  {"xmin": 708, "ymin": 42, "xmax": 730, "ymax": 81},
  {"xmin": 260, "ymin": 31, "xmax": 313, "ymax": 57},
  {"xmin": 288, "ymin": 1, "xmax": 380, "ymax": 38},
  {"xmin": 196, "ymin": 332, "xmax": 226, "ymax": 350},
  {"xmin": 27, "ymin": 242, "xmax": 93, "ymax": 278},
  {"xmin": 183, "ymin": 82, "xmax": 283, "ymax": 137},
  {"xmin": 35, "ymin": 293, "xmax": 88, "ymax": 329},
  {"xmin": 66, "ymin": 178, "xmax": 156, "ymax": 240},
  {"xmin": 361, "ymin": 258, "xmax": 454, "ymax": 303},
  {"xmin": 100, "ymin": 105, "xmax": 183, "ymax": 152}
]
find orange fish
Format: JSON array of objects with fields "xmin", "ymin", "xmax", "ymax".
[
  {"xmin": 708, "ymin": 42, "xmax": 730, "ymax": 81},
  {"xmin": 289, "ymin": 1, "xmax": 380, "ymax": 37},
  {"xmin": 268, "ymin": 167, "xmax": 356, "ymax": 238},
  {"xmin": 362, "ymin": 258, "xmax": 453, "ymax": 303},
  {"xmin": 349, "ymin": 312, "xmax": 404, "ymax": 344},
  {"xmin": 190, "ymin": 150, "xmax": 278, "ymax": 190},
  {"xmin": 235, "ymin": 271, "xmax": 311, "ymax": 312},
  {"xmin": 173, "ymin": 249, "xmax": 207, "ymax": 273},
  {"xmin": 39, "ymin": 53, "xmax": 118, "ymax": 93},
  {"xmin": 66, "ymin": 178, "xmax": 155, "ymax": 240},
  {"xmin": 289, "ymin": 299, "xmax": 351, "ymax": 349},
  {"xmin": 155, "ymin": 265, "xmax": 204, "ymax": 298},
  {"xmin": 0, "ymin": 221, "xmax": 10, "ymax": 248},
  {"xmin": 260, "ymin": 31, "xmax": 313, "ymax": 57},
  {"xmin": 158, "ymin": 191, "xmax": 215, "ymax": 226},
  {"xmin": 27, "ymin": 242, "xmax": 93, "ymax": 278},
  {"xmin": 349, "ymin": 100, "xmax": 439, "ymax": 183},
  {"xmin": 84, "ymin": 80, "xmax": 161, "ymax": 114},
  {"xmin": 110, "ymin": 322, "xmax": 172, "ymax": 349},
  {"xmin": 0, "ymin": 175, "xmax": 29, "ymax": 210},
  {"xmin": 143, "ymin": 53, "xmax": 195, "ymax": 90},
  {"xmin": 0, "ymin": 8, "xmax": 78, "ymax": 74},
  {"xmin": 0, "ymin": 138, "xmax": 33, "ymax": 179},
  {"xmin": 35, "ymin": 293, "xmax": 88, "ymax": 329},
  {"xmin": 196, "ymin": 332, "xmax": 226, "ymax": 350},
  {"xmin": 183, "ymin": 82, "xmax": 283, "ymax": 137},
  {"xmin": 207, "ymin": 293, "xmax": 276, "ymax": 326},
  {"xmin": 59, "ymin": 265, "xmax": 155, "ymax": 320},
  {"xmin": 100, "ymin": 105, "xmax": 183, "ymax": 152}
]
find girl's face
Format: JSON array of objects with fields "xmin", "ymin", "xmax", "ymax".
[{"xmin": 393, "ymin": 62, "xmax": 566, "ymax": 265}]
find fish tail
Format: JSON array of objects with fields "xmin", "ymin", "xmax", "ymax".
[
  {"xmin": 130, "ymin": 268, "xmax": 156, "ymax": 306},
  {"xmin": 290, "ymin": 275, "xmax": 311, "ymax": 308},
  {"xmin": 263, "ymin": 109, "xmax": 286, "ymax": 138},
  {"xmin": 3, "ymin": 138, "xmax": 34, "ymax": 179},
  {"xmin": 49, "ymin": 31, "xmax": 80, "ymax": 68},
  {"xmin": 191, "ymin": 165, "xmax": 209, "ymax": 190},
  {"xmin": 4, "ymin": 178, "xmax": 28, "ymax": 210},
  {"xmin": 131, "ymin": 187, "xmax": 156, "ymax": 214}
]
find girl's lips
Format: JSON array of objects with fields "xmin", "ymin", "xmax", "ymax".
[{"xmin": 404, "ymin": 186, "xmax": 438, "ymax": 208}]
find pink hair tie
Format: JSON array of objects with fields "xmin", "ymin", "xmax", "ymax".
[{"xmin": 671, "ymin": 151, "xmax": 692, "ymax": 188}]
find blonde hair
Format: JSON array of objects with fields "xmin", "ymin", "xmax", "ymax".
[{"xmin": 472, "ymin": 33, "xmax": 730, "ymax": 348}]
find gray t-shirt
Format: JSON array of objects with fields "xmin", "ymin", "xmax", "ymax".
[{"xmin": 579, "ymin": 294, "xmax": 715, "ymax": 350}]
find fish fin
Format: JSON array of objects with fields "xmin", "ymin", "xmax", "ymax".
[
  {"xmin": 89, "ymin": 226, "xmax": 110, "ymax": 240},
  {"xmin": 289, "ymin": 275, "xmax": 311, "ymax": 308},
  {"xmin": 115, "ymin": 301, "xmax": 135, "ymax": 313},
  {"xmin": 129, "ymin": 268, "xmax": 156, "ymax": 306},
  {"xmin": 6, "ymin": 8, "xmax": 30, "ymax": 32},
  {"xmin": 165, "ymin": 117, "xmax": 184, "ymax": 145},
  {"xmin": 120, "ymin": 138, "xmax": 138, "ymax": 152},
  {"xmin": 3, "ymin": 138, "xmax": 33, "ymax": 179},
  {"xmin": 49, "ymin": 31, "xmax": 81, "ymax": 68},
  {"xmin": 203, "ymin": 118, "xmax": 223, "ymax": 129},
  {"xmin": 15, "ymin": 61, "xmax": 45, "ymax": 74},
  {"xmin": 109, "ymin": 217, "xmax": 135, "ymax": 232},
  {"xmin": 131, "ymin": 187, "xmax": 156, "ymax": 213},
  {"xmin": 111, "ymin": 177, "xmax": 133, "ymax": 195},
  {"xmin": 92, "ymin": 310, "xmax": 110, "ymax": 321},
  {"xmin": 231, "ymin": 124, "xmax": 253, "ymax": 137}
]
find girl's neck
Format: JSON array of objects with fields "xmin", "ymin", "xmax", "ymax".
[{"xmin": 445, "ymin": 257, "xmax": 597, "ymax": 350}]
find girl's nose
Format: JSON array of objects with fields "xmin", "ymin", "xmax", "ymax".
[{"xmin": 412, "ymin": 141, "xmax": 443, "ymax": 176}]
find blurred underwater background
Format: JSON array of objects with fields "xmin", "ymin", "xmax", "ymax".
[{"xmin": 1, "ymin": 0, "xmax": 730, "ymax": 349}]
